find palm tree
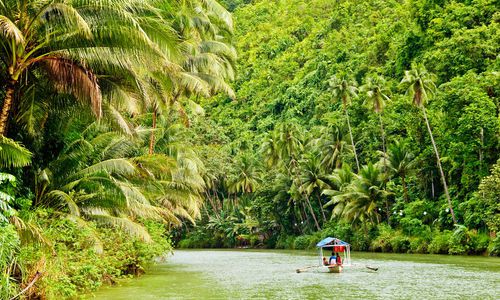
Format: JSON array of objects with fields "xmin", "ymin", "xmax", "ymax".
[
  {"xmin": 361, "ymin": 75, "xmax": 391, "ymax": 171},
  {"xmin": 261, "ymin": 130, "xmax": 282, "ymax": 167},
  {"xmin": 33, "ymin": 123, "xmax": 205, "ymax": 240},
  {"xmin": 297, "ymin": 152, "xmax": 330, "ymax": 223},
  {"xmin": 146, "ymin": 1, "xmax": 236, "ymax": 154},
  {"xmin": 0, "ymin": 0, "xmax": 168, "ymax": 135},
  {"xmin": 382, "ymin": 140, "xmax": 416, "ymax": 202},
  {"xmin": 329, "ymin": 75, "xmax": 360, "ymax": 171},
  {"xmin": 323, "ymin": 164, "xmax": 355, "ymax": 220},
  {"xmin": 318, "ymin": 125, "xmax": 348, "ymax": 172},
  {"xmin": 276, "ymin": 121, "xmax": 304, "ymax": 168},
  {"xmin": 226, "ymin": 154, "xmax": 260, "ymax": 195},
  {"xmin": 334, "ymin": 163, "xmax": 389, "ymax": 225},
  {"xmin": 401, "ymin": 63, "xmax": 457, "ymax": 224}
]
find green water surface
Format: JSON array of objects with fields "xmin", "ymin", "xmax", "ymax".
[{"xmin": 86, "ymin": 249, "xmax": 500, "ymax": 299}]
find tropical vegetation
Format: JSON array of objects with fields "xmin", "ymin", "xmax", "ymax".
[{"xmin": 1, "ymin": 0, "xmax": 499, "ymax": 298}]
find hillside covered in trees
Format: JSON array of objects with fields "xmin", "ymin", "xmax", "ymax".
[
  {"xmin": 180, "ymin": 0, "xmax": 500, "ymax": 253},
  {"xmin": 0, "ymin": 0, "xmax": 499, "ymax": 298}
]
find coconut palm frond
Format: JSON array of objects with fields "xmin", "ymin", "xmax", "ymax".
[
  {"xmin": 73, "ymin": 158, "xmax": 137, "ymax": 178},
  {"xmin": 89, "ymin": 214, "xmax": 152, "ymax": 243},
  {"xmin": 44, "ymin": 190, "xmax": 80, "ymax": 216},
  {"xmin": 0, "ymin": 136, "xmax": 32, "ymax": 168}
]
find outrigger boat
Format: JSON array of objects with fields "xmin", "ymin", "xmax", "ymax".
[{"xmin": 316, "ymin": 237, "xmax": 351, "ymax": 273}]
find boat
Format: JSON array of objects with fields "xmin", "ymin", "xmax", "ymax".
[{"xmin": 316, "ymin": 237, "xmax": 351, "ymax": 273}]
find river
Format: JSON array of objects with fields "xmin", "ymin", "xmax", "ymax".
[{"xmin": 86, "ymin": 249, "xmax": 500, "ymax": 299}]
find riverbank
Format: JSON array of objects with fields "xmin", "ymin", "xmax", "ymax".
[
  {"xmin": 86, "ymin": 249, "xmax": 500, "ymax": 299},
  {"xmin": 0, "ymin": 212, "xmax": 172, "ymax": 299},
  {"xmin": 179, "ymin": 222, "xmax": 500, "ymax": 256}
]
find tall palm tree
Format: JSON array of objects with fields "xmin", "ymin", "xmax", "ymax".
[
  {"xmin": 276, "ymin": 121, "xmax": 304, "ymax": 164},
  {"xmin": 146, "ymin": 1, "xmax": 236, "ymax": 154},
  {"xmin": 361, "ymin": 75, "xmax": 391, "ymax": 172},
  {"xmin": 401, "ymin": 63, "xmax": 457, "ymax": 224},
  {"xmin": 382, "ymin": 140, "xmax": 416, "ymax": 202},
  {"xmin": 329, "ymin": 75, "xmax": 360, "ymax": 171}
]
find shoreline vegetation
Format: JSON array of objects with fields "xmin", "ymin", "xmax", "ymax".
[{"xmin": 0, "ymin": 0, "xmax": 499, "ymax": 299}]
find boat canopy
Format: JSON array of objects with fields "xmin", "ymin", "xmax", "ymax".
[
  {"xmin": 316, "ymin": 237, "xmax": 352, "ymax": 266},
  {"xmin": 316, "ymin": 237, "xmax": 350, "ymax": 248}
]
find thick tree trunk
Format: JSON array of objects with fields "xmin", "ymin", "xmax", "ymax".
[
  {"xmin": 345, "ymin": 108, "xmax": 360, "ymax": 172},
  {"xmin": 0, "ymin": 80, "xmax": 16, "ymax": 136},
  {"xmin": 148, "ymin": 107, "xmax": 157, "ymax": 155},
  {"xmin": 422, "ymin": 107, "xmax": 457, "ymax": 224}
]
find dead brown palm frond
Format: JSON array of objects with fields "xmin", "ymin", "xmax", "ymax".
[
  {"xmin": 42, "ymin": 57, "xmax": 102, "ymax": 118},
  {"xmin": 0, "ymin": 15, "xmax": 24, "ymax": 44}
]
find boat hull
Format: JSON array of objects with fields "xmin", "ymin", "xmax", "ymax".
[
  {"xmin": 328, "ymin": 265, "xmax": 342, "ymax": 273},
  {"xmin": 316, "ymin": 265, "xmax": 343, "ymax": 273}
]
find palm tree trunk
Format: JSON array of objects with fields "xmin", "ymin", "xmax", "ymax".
[
  {"xmin": 401, "ymin": 174, "xmax": 409, "ymax": 202},
  {"xmin": 0, "ymin": 80, "xmax": 16, "ymax": 136},
  {"xmin": 379, "ymin": 114, "xmax": 387, "ymax": 171},
  {"xmin": 379, "ymin": 113, "xmax": 390, "ymax": 223},
  {"xmin": 148, "ymin": 107, "xmax": 157, "ymax": 155},
  {"xmin": 422, "ymin": 107, "xmax": 457, "ymax": 224},
  {"xmin": 301, "ymin": 201, "xmax": 309, "ymax": 225},
  {"xmin": 316, "ymin": 191, "xmax": 327, "ymax": 223},
  {"xmin": 345, "ymin": 108, "xmax": 360, "ymax": 172},
  {"xmin": 304, "ymin": 193, "xmax": 321, "ymax": 231}
]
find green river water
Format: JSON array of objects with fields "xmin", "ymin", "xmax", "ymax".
[{"xmin": 86, "ymin": 249, "xmax": 500, "ymax": 299}]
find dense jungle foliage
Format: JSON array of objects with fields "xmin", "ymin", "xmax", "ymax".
[
  {"xmin": 179, "ymin": 0, "xmax": 500, "ymax": 255},
  {"xmin": 0, "ymin": 0, "xmax": 498, "ymax": 298}
]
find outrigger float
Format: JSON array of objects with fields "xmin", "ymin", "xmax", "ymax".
[{"xmin": 316, "ymin": 237, "xmax": 351, "ymax": 273}]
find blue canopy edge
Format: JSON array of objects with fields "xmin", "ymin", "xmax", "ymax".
[{"xmin": 316, "ymin": 237, "xmax": 350, "ymax": 247}]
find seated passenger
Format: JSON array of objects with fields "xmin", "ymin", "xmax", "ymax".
[
  {"xmin": 323, "ymin": 257, "xmax": 328, "ymax": 266},
  {"xmin": 328, "ymin": 249, "xmax": 336, "ymax": 265},
  {"xmin": 335, "ymin": 252, "xmax": 342, "ymax": 265}
]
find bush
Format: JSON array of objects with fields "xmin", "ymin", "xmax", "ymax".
[
  {"xmin": 275, "ymin": 235, "xmax": 295, "ymax": 249},
  {"xmin": 488, "ymin": 233, "xmax": 500, "ymax": 256},
  {"xmin": 428, "ymin": 230, "xmax": 452, "ymax": 254},
  {"xmin": 409, "ymin": 237, "xmax": 430, "ymax": 254},
  {"xmin": 350, "ymin": 230, "xmax": 372, "ymax": 251},
  {"xmin": 293, "ymin": 235, "xmax": 312, "ymax": 250},
  {"xmin": 390, "ymin": 233, "xmax": 411, "ymax": 253},
  {"xmin": 370, "ymin": 224, "xmax": 394, "ymax": 252},
  {"xmin": 469, "ymin": 232, "xmax": 490, "ymax": 254},
  {"xmin": 18, "ymin": 211, "xmax": 173, "ymax": 298}
]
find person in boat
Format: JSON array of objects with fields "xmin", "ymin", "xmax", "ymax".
[
  {"xmin": 323, "ymin": 257, "xmax": 329, "ymax": 266},
  {"xmin": 328, "ymin": 249, "xmax": 336, "ymax": 265},
  {"xmin": 335, "ymin": 252, "xmax": 342, "ymax": 265}
]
